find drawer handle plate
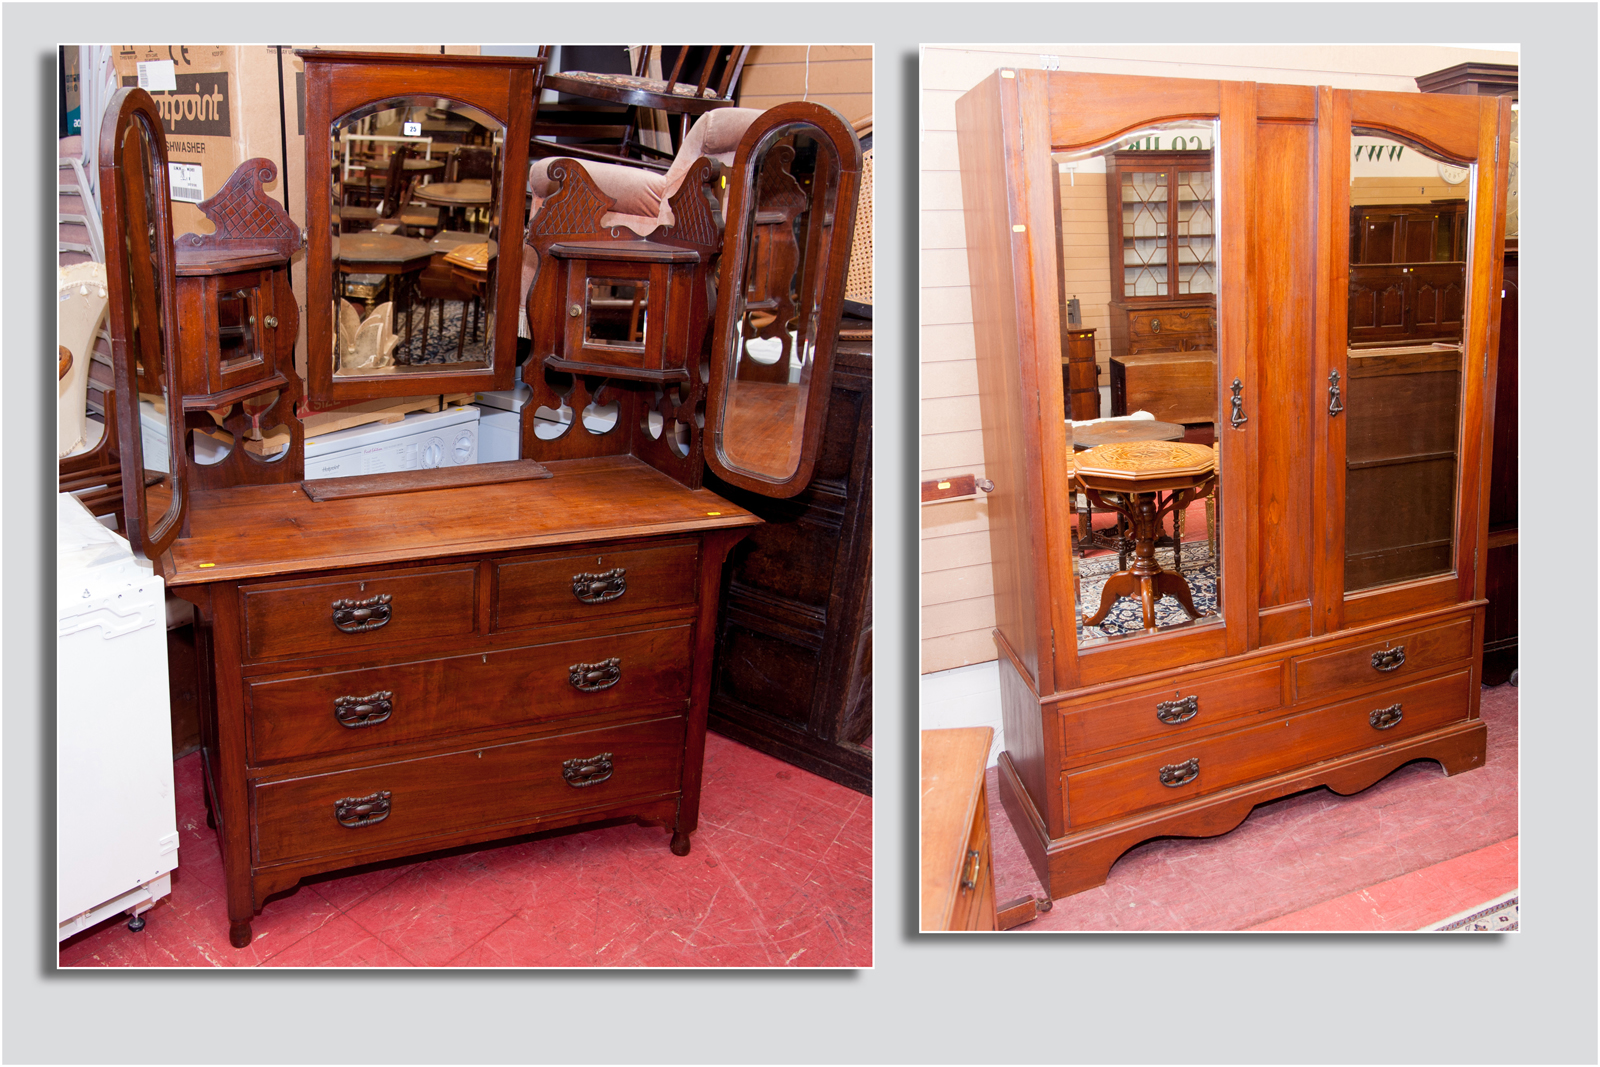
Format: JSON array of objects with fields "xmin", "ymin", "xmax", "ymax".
[
  {"xmin": 334, "ymin": 690, "xmax": 393, "ymax": 729},
  {"xmin": 332, "ymin": 593, "xmax": 392, "ymax": 633},
  {"xmin": 960, "ymin": 848, "xmax": 982, "ymax": 891},
  {"xmin": 1149, "ymin": 317, "xmax": 1162, "ymax": 334},
  {"xmin": 569, "ymin": 657, "xmax": 621, "ymax": 692},
  {"xmin": 1371, "ymin": 646, "xmax": 1406, "ymax": 672},
  {"xmin": 572, "ymin": 567, "xmax": 627, "ymax": 604},
  {"xmin": 1159, "ymin": 757, "xmax": 1199, "ymax": 788},
  {"xmin": 563, "ymin": 751, "xmax": 614, "ymax": 788},
  {"xmin": 1156, "ymin": 694, "xmax": 1199, "ymax": 725},
  {"xmin": 335, "ymin": 790, "xmax": 391, "ymax": 828},
  {"xmin": 1369, "ymin": 703, "xmax": 1403, "ymax": 730}
]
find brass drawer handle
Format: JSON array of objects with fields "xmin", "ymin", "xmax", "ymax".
[
  {"xmin": 1159, "ymin": 757, "xmax": 1199, "ymax": 788},
  {"xmin": 572, "ymin": 567, "xmax": 627, "ymax": 604},
  {"xmin": 562, "ymin": 751, "xmax": 614, "ymax": 788},
  {"xmin": 335, "ymin": 790, "xmax": 391, "ymax": 828},
  {"xmin": 960, "ymin": 848, "xmax": 982, "ymax": 891},
  {"xmin": 1369, "ymin": 703, "xmax": 1403, "ymax": 730},
  {"xmin": 1371, "ymin": 646, "xmax": 1406, "ymax": 672},
  {"xmin": 1156, "ymin": 694, "xmax": 1199, "ymax": 725},
  {"xmin": 1149, "ymin": 317, "xmax": 1162, "ymax": 333},
  {"xmin": 333, "ymin": 690, "xmax": 393, "ymax": 729},
  {"xmin": 332, "ymin": 593, "xmax": 392, "ymax": 633},
  {"xmin": 569, "ymin": 657, "xmax": 621, "ymax": 692}
]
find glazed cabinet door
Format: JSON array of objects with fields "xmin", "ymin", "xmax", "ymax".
[
  {"xmin": 1316, "ymin": 90, "xmax": 1511, "ymax": 634},
  {"xmin": 956, "ymin": 69, "xmax": 1255, "ymax": 697}
]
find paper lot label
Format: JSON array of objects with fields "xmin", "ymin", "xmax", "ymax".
[{"xmin": 119, "ymin": 72, "xmax": 232, "ymax": 138}]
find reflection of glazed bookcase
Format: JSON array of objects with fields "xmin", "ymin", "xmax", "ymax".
[
  {"xmin": 1348, "ymin": 202, "xmax": 1468, "ymax": 347},
  {"xmin": 1104, "ymin": 151, "xmax": 1217, "ymax": 361},
  {"xmin": 955, "ymin": 69, "xmax": 1509, "ymax": 902}
]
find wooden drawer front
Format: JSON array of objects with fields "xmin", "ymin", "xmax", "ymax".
[
  {"xmin": 949, "ymin": 787, "xmax": 996, "ymax": 931},
  {"xmin": 242, "ymin": 566, "xmax": 478, "ymax": 662},
  {"xmin": 1059, "ymin": 662, "xmax": 1281, "ymax": 762},
  {"xmin": 1293, "ymin": 617, "xmax": 1472, "ymax": 703},
  {"xmin": 1064, "ymin": 670, "xmax": 1471, "ymax": 829},
  {"xmin": 248, "ymin": 624, "xmax": 693, "ymax": 765},
  {"xmin": 253, "ymin": 714, "xmax": 687, "ymax": 866},
  {"xmin": 495, "ymin": 542, "xmax": 699, "ymax": 630},
  {"xmin": 1127, "ymin": 307, "xmax": 1213, "ymax": 350}
]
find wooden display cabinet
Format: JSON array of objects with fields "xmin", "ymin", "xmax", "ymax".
[
  {"xmin": 1104, "ymin": 149, "xmax": 1217, "ymax": 362},
  {"xmin": 101, "ymin": 61, "xmax": 863, "ymax": 949},
  {"xmin": 953, "ymin": 68, "xmax": 1509, "ymax": 901}
]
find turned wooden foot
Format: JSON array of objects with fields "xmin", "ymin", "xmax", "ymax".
[
  {"xmin": 669, "ymin": 831, "xmax": 691, "ymax": 856},
  {"xmin": 229, "ymin": 920, "xmax": 253, "ymax": 948}
]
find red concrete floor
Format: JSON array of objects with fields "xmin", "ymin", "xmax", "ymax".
[
  {"xmin": 59, "ymin": 734, "xmax": 872, "ymax": 968},
  {"xmin": 988, "ymin": 681, "xmax": 1518, "ymax": 932}
]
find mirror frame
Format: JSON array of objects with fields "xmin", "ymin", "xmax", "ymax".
[
  {"xmin": 99, "ymin": 86, "xmax": 188, "ymax": 566},
  {"xmin": 704, "ymin": 101, "xmax": 862, "ymax": 498},
  {"xmin": 298, "ymin": 50, "xmax": 538, "ymax": 403}
]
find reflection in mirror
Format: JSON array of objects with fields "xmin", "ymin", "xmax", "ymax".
[
  {"xmin": 718, "ymin": 125, "xmax": 840, "ymax": 481},
  {"xmin": 1343, "ymin": 132, "xmax": 1471, "ymax": 592},
  {"xmin": 329, "ymin": 98, "xmax": 504, "ymax": 379},
  {"xmin": 585, "ymin": 279, "xmax": 649, "ymax": 347},
  {"xmin": 1051, "ymin": 124, "xmax": 1224, "ymax": 647},
  {"xmin": 217, "ymin": 287, "xmax": 260, "ymax": 372}
]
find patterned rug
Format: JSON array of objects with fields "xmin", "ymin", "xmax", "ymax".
[
  {"xmin": 1075, "ymin": 542, "xmax": 1220, "ymax": 642},
  {"xmin": 1425, "ymin": 890, "xmax": 1519, "ymax": 932},
  {"xmin": 397, "ymin": 300, "xmax": 490, "ymax": 366}
]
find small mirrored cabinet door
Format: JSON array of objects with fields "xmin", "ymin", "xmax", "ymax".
[
  {"xmin": 99, "ymin": 87, "xmax": 187, "ymax": 563},
  {"xmin": 298, "ymin": 51, "xmax": 537, "ymax": 403},
  {"xmin": 1330, "ymin": 90, "xmax": 1511, "ymax": 630}
]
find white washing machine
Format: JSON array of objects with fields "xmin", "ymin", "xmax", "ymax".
[{"xmin": 303, "ymin": 405, "xmax": 480, "ymax": 480}]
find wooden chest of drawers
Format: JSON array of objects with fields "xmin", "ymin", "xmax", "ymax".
[
  {"xmin": 1108, "ymin": 350, "xmax": 1218, "ymax": 424},
  {"xmin": 168, "ymin": 458, "xmax": 760, "ymax": 947}
]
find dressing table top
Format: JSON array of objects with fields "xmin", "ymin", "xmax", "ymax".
[{"xmin": 163, "ymin": 455, "xmax": 759, "ymax": 586}]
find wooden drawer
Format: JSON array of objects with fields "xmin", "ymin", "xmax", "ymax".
[
  {"xmin": 242, "ymin": 565, "xmax": 478, "ymax": 662},
  {"xmin": 1059, "ymin": 662, "xmax": 1281, "ymax": 762},
  {"xmin": 1292, "ymin": 617, "xmax": 1473, "ymax": 703},
  {"xmin": 949, "ymin": 785, "xmax": 996, "ymax": 931},
  {"xmin": 494, "ymin": 541, "xmax": 699, "ymax": 630},
  {"xmin": 247, "ymin": 623, "xmax": 692, "ymax": 764},
  {"xmin": 1063, "ymin": 669, "xmax": 1472, "ymax": 829},
  {"xmin": 1126, "ymin": 306, "xmax": 1214, "ymax": 350},
  {"xmin": 252, "ymin": 713, "xmax": 687, "ymax": 866}
]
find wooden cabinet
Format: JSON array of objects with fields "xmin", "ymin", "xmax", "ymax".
[
  {"xmin": 1108, "ymin": 349, "xmax": 1217, "ymax": 424},
  {"xmin": 1104, "ymin": 150, "xmax": 1217, "ymax": 362},
  {"xmin": 953, "ymin": 69, "xmax": 1509, "ymax": 901},
  {"xmin": 1348, "ymin": 203, "xmax": 1468, "ymax": 348},
  {"xmin": 920, "ymin": 728, "xmax": 997, "ymax": 930},
  {"xmin": 706, "ymin": 329, "xmax": 872, "ymax": 794}
]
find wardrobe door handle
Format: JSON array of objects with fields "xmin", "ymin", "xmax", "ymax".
[
  {"xmin": 1229, "ymin": 378, "xmax": 1248, "ymax": 429},
  {"xmin": 335, "ymin": 790, "xmax": 391, "ymax": 828},
  {"xmin": 1327, "ymin": 369, "xmax": 1345, "ymax": 416},
  {"xmin": 332, "ymin": 593, "xmax": 392, "ymax": 633},
  {"xmin": 1159, "ymin": 757, "xmax": 1199, "ymax": 788}
]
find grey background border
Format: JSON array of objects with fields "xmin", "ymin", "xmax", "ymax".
[{"xmin": 7, "ymin": 3, "xmax": 1593, "ymax": 1063}]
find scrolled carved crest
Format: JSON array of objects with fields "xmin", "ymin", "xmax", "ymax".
[
  {"xmin": 527, "ymin": 159, "xmax": 615, "ymax": 240},
  {"xmin": 176, "ymin": 157, "xmax": 302, "ymax": 257}
]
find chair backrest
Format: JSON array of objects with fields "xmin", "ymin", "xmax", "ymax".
[
  {"xmin": 378, "ymin": 146, "xmax": 413, "ymax": 218},
  {"xmin": 450, "ymin": 145, "xmax": 496, "ymax": 183},
  {"xmin": 646, "ymin": 46, "xmax": 750, "ymax": 104},
  {"xmin": 59, "ymin": 149, "xmax": 105, "ymax": 266}
]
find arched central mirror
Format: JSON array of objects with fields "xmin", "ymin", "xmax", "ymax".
[
  {"xmin": 706, "ymin": 103, "xmax": 862, "ymax": 497},
  {"xmin": 100, "ymin": 87, "xmax": 187, "ymax": 560},
  {"xmin": 298, "ymin": 51, "xmax": 537, "ymax": 403},
  {"xmin": 1053, "ymin": 122, "xmax": 1224, "ymax": 648}
]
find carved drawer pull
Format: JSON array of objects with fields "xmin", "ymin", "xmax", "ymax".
[
  {"xmin": 333, "ymin": 691, "xmax": 393, "ymax": 729},
  {"xmin": 1369, "ymin": 703, "xmax": 1403, "ymax": 730},
  {"xmin": 1156, "ymin": 694, "xmax": 1199, "ymax": 725},
  {"xmin": 331, "ymin": 593, "xmax": 392, "ymax": 633},
  {"xmin": 1159, "ymin": 757, "xmax": 1200, "ymax": 788},
  {"xmin": 960, "ymin": 848, "xmax": 982, "ymax": 891},
  {"xmin": 572, "ymin": 567, "xmax": 627, "ymax": 604},
  {"xmin": 562, "ymin": 751, "xmax": 614, "ymax": 788},
  {"xmin": 335, "ymin": 790, "xmax": 391, "ymax": 828},
  {"xmin": 1371, "ymin": 646, "xmax": 1406, "ymax": 672},
  {"xmin": 569, "ymin": 657, "xmax": 621, "ymax": 692}
]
